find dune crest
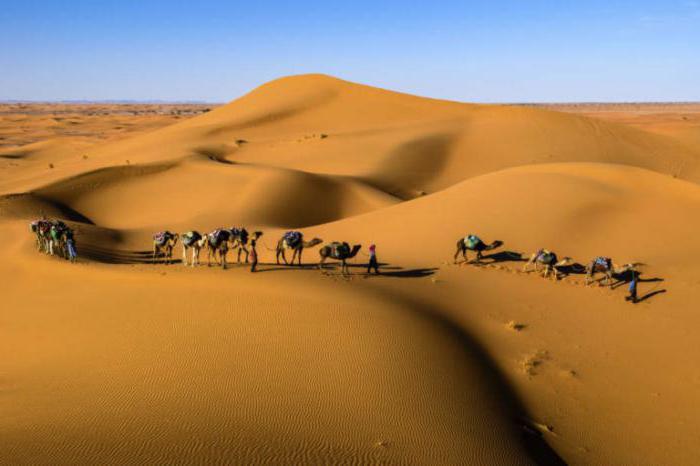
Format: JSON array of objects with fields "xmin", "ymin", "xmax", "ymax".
[{"xmin": 2, "ymin": 76, "xmax": 700, "ymax": 465}]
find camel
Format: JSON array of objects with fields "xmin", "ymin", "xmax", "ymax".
[
  {"xmin": 48, "ymin": 220, "xmax": 70, "ymax": 257},
  {"xmin": 454, "ymin": 234, "xmax": 503, "ymax": 263},
  {"xmin": 205, "ymin": 228, "xmax": 233, "ymax": 268},
  {"xmin": 152, "ymin": 231, "xmax": 179, "ymax": 264},
  {"xmin": 181, "ymin": 231, "xmax": 207, "ymax": 267},
  {"xmin": 318, "ymin": 242, "xmax": 362, "ymax": 275},
  {"xmin": 228, "ymin": 228, "xmax": 263, "ymax": 264},
  {"xmin": 523, "ymin": 249, "xmax": 573, "ymax": 280},
  {"xmin": 31, "ymin": 219, "xmax": 51, "ymax": 253},
  {"xmin": 276, "ymin": 231, "xmax": 323, "ymax": 265},
  {"xmin": 585, "ymin": 257, "xmax": 638, "ymax": 287}
]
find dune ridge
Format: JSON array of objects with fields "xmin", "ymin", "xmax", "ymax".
[{"xmin": 2, "ymin": 75, "xmax": 700, "ymax": 465}]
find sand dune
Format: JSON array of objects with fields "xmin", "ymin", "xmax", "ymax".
[{"xmin": 2, "ymin": 75, "xmax": 700, "ymax": 465}]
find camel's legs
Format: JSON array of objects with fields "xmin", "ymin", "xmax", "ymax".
[
  {"xmin": 221, "ymin": 247, "xmax": 228, "ymax": 269},
  {"xmin": 182, "ymin": 246, "xmax": 188, "ymax": 266},
  {"xmin": 238, "ymin": 245, "xmax": 249, "ymax": 263},
  {"xmin": 454, "ymin": 245, "xmax": 463, "ymax": 263},
  {"xmin": 152, "ymin": 244, "xmax": 157, "ymax": 264},
  {"xmin": 318, "ymin": 256, "xmax": 326, "ymax": 270},
  {"xmin": 298, "ymin": 248, "xmax": 303, "ymax": 266}
]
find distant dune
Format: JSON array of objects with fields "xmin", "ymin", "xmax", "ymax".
[{"xmin": 2, "ymin": 75, "xmax": 699, "ymax": 465}]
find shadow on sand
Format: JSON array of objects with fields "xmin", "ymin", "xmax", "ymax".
[
  {"xmin": 254, "ymin": 261, "xmax": 438, "ymax": 279},
  {"xmin": 78, "ymin": 243, "xmax": 182, "ymax": 265}
]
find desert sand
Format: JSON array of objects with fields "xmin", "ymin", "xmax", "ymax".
[{"xmin": 2, "ymin": 75, "xmax": 699, "ymax": 465}]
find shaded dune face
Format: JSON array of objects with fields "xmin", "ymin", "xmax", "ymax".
[{"xmin": 2, "ymin": 75, "xmax": 700, "ymax": 465}]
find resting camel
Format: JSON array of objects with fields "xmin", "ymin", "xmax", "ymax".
[
  {"xmin": 181, "ymin": 231, "xmax": 207, "ymax": 267},
  {"xmin": 206, "ymin": 228, "xmax": 233, "ymax": 268},
  {"xmin": 318, "ymin": 242, "xmax": 362, "ymax": 275},
  {"xmin": 585, "ymin": 257, "xmax": 637, "ymax": 287},
  {"xmin": 523, "ymin": 249, "xmax": 573, "ymax": 280},
  {"xmin": 454, "ymin": 234, "xmax": 503, "ymax": 263},
  {"xmin": 276, "ymin": 231, "xmax": 323, "ymax": 265},
  {"xmin": 152, "ymin": 231, "xmax": 179, "ymax": 264}
]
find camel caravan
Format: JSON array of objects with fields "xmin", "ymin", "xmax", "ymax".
[
  {"xmin": 29, "ymin": 218, "xmax": 644, "ymax": 290},
  {"xmin": 454, "ymin": 233, "xmax": 641, "ymax": 287},
  {"xmin": 29, "ymin": 218, "xmax": 77, "ymax": 263}
]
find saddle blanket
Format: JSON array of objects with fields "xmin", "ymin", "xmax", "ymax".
[
  {"xmin": 465, "ymin": 234, "xmax": 481, "ymax": 249},
  {"xmin": 284, "ymin": 231, "xmax": 302, "ymax": 247}
]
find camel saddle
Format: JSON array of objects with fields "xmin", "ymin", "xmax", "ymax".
[
  {"xmin": 594, "ymin": 257, "xmax": 612, "ymax": 269},
  {"xmin": 153, "ymin": 231, "xmax": 168, "ymax": 245},
  {"xmin": 284, "ymin": 231, "xmax": 302, "ymax": 248},
  {"xmin": 182, "ymin": 231, "xmax": 201, "ymax": 247},
  {"xmin": 465, "ymin": 234, "xmax": 482, "ymax": 249},
  {"xmin": 331, "ymin": 242, "xmax": 350, "ymax": 257}
]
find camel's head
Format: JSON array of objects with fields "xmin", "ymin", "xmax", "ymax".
[
  {"xmin": 307, "ymin": 238, "xmax": 323, "ymax": 248},
  {"xmin": 616, "ymin": 262, "xmax": 642, "ymax": 273},
  {"xmin": 350, "ymin": 244, "xmax": 362, "ymax": 257},
  {"xmin": 253, "ymin": 231, "xmax": 263, "ymax": 240},
  {"xmin": 555, "ymin": 257, "xmax": 574, "ymax": 267}
]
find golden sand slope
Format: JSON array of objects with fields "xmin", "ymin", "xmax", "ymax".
[{"xmin": 2, "ymin": 75, "xmax": 700, "ymax": 465}]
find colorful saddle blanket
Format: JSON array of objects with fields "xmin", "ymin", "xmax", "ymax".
[
  {"xmin": 182, "ymin": 231, "xmax": 202, "ymax": 247},
  {"xmin": 230, "ymin": 227, "xmax": 249, "ymax": 244},
  {"xmin": 209, "ymin": 229, "xmax": 229, "ymax": 246},
  {"xmin": 465, "ymin": 234, "xmax": 482, "ymax": 249},
  {"xmin": 284, "ymin": 231, "xmax": 302, "ymax": 248},
  {"xmin": 153, "ymin": 231, "xmax": 169, "ymax": 245},
  {"xmin": 536, "ymin": 249, "xmax": 555, "ymax": 263},
  {"xmin": 331, "ymin": 242, "xmax": 350, "ymax": 257},
  {"xmin": 594, "ymin": 257, "xmax": 612, "ymax": 269}
]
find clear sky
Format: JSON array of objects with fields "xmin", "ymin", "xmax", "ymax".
[{"xmin": 1, "ymin": 0, "xmax": 698, "ymax": 103}]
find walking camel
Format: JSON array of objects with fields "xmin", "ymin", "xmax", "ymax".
[
  {"xmin": 229, "ymin": 228, "xmax": 263, "ymax": 264},
  {"xmin": 206, "ymin": 228, "xmax": 233, "ymax": 268},
  {"xmin": 181, "ymin": 231, "xmax": 207, "ymax": 267},
  {"xmin": 152, "ymin": 231, "xmax": 179, "ymax": 264},
  {"xmin": 585, "ymin": 257, "xmax": 638, "ymax": 287},
  {"xmin": 454, "ymin": 234, "xmax": 503, "ymax": 263},
  {"xmin": 318, "ymin": 242, "xmax": 362, "ymax": 275},
  {"xmin": 523, "ymin": 249, "xmax": 573, "ymax": 280},
  {"xmin": 276, "ymin": 231, "xmax": 323, "ymax": 265}
]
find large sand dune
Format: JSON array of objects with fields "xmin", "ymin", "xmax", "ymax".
[{"xmin": 2, "ymin": 75, "xmax": 699, "ymax": 465}]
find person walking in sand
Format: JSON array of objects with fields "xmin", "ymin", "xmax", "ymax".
[
  {"xmin": 625, "ymin": 270, "xmax": 639, "ymax": 303},
  {"xmin": 249, "ymin": 238, "xmax": 258, "ymax": 272},
  {"xmin": 367, "ymin": 244, "xmax": 379, "ymax": 275}
]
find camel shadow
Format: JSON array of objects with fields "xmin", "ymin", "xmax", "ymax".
[
  {"xmin": 255, "ymin": 262, "xmax": 437, "ymax": 279},
  {"xmin": 78, "ymin": 243, "xmax": 182, "ymax": 265},
  {"xmin": 636, "ymin": 289, "xmax": 668, "ymax": 303},
  {"xmin": 482, "ymin": 250, "xmax": 525, "ymax": 263},
  {"xmin": 253, "ymin": 263, "xmax": 321, "ymax": 273},
  {"xmin": 344, "ymin": 263, "xmax": 437, "ymax": 278},
  {"xmin": 461, "ymin": 251, "xmax": 524, "ymax": 266},
  {"xmin": 551, "ymin": 262, "xmax": 587, "ymax": 278}
]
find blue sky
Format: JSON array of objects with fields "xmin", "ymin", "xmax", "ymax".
[{"xmin": 1, "ymin": 1, "xmax": 698, "ymax": 102}]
